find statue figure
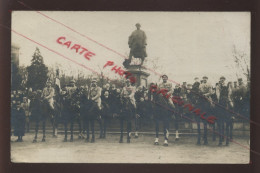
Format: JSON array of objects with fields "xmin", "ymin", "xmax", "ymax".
[{"xmin": 124, "ymin": 23, "xmax": 147, "ymax": 68}]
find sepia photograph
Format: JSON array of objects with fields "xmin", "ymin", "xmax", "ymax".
[{"xmin": 10, "ymin": 11, "xmax": 250, "ymax": 163}]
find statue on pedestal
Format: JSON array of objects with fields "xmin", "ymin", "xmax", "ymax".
[{"xmin": 123, "ymin": 23, "xmax": 147, "ymax": 68}]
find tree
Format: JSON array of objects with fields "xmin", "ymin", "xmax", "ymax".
[
  {"xmin": 11, "ymin": 63, "xmax": 23, "ymax": 90},
  {"xmin": 232, "ymin": 45, "xmax": 250, "ymax": 82},
  {"xmin": 27, "ymin": 47, "xmax": 48, "ymax": 90}
]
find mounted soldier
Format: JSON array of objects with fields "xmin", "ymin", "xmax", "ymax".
[
  {"xmin": 119, "ymin": 79, "xmax": 136, "ymax": 143},
  {"xmin": 198, "ymin": 76, "xmax": 213, "ymax": 145},
  {"xmin": 86, "ymin": 78, "xmax": 102, "ymax": 143}
]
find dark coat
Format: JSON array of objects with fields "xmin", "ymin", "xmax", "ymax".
[{"xmin": 13, "ymin": 108, "xmax": 26, "ymax": 136}]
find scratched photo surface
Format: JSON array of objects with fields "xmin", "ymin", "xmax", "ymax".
[{"xmin": 11, "ymin": 11, "xmax": 250, "ymax": 163}]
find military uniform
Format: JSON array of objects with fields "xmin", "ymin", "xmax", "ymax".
[
  {"xmin": 119, "ymin": 83, "xmax": 136, "ymax": 143},
  {"xmin": 41, "ymin": 86, "xmax": 55, "ymax": 110},
  {"xmin": 198, "ymin": 77, "xmax": 213, "ymax": 145}
]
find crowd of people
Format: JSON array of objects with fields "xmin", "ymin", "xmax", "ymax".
[{"xmin": 11, "ymin": 74, "xmax": 250, "ymax": 146}]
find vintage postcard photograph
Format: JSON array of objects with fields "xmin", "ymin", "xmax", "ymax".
[{"xmin": 11, "ymin": 11, "xmax": 250, "ymax": 163}]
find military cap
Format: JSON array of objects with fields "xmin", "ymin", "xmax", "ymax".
[
  {"xmin": 135, "ymin": 23, "xmax": 141, "ymax": 27},
  {"xmin": 161, "ymin": 74, "xmax": 168, "ymax": 79},
  {"xmin": 202, "ymin": 76, "xmax": 208, "ymax": 79},
  {"xmin": 91, "ymin": 78, "xmax": 97, "ymax": 82},
  {"xmin": 220, "ymin": 76, "xmax": 226, "ymax": 80},
  {"xmin": 194, "ymin": 77, "xmax": 199, "ymax": 80},
  {"xmin": 70, "ymin": 79, "xmax": 75, "ymax": 83}
]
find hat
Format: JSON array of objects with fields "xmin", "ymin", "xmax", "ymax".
[
  {"xmin": 91, "ymin": 78, "xmax": 97, "ymax": 82},
  {"xmin": 238, "ymin": 78, "xmax": 243, "ymax": 81},
  {"xmin": 202, "ymin": 76, "xmax": 208, "ymax": 79},
  {"xmin": 220, "ymin": 76, "xmax": 226, "ymax": 80},
  {"xmin": 161, "ymin": 74, "xmax": 168, "ymax": 79},
  {"xmin": 135, "ymin": 23, "xmax": 141, "ymax": 27},
  {"xmin": 194, "ymin": 77, "xmax": 199, "ymax": 80},
  {"xmin": 70, "ymin": 79, "xmax": 75, "ymax": 84}
]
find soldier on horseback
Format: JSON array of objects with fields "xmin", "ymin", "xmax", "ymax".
[
  {"xmin": 119, "ymin": 79, "xmax": 136, "ymax": 143},
  {"xmin": 153, "ymin": 75, "xmax": 174, "ymax": 146},
  {"xmin": 86, "ymin": 78, "xmax": 102, "ymax": 143},
  {"xmin": 41, "ymin": 81, "xmax": 55, "ymax": 110}
]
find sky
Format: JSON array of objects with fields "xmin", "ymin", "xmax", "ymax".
[{"xmin": 12, "ymin": 11, "xmax": 250, "ymax": 85}]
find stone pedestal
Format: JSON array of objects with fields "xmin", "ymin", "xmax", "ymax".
[{"xmin": 125, "ymin": 65, "xmax": 150, "ymax": 88}]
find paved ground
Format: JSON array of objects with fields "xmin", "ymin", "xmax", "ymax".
[{"xmin": 11, "ymin": 133, "xmax": 250, "ymax": 163}]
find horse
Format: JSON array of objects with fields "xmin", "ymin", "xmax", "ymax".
[
  {"xmin": 31, "ymin": 90, "xmax": 56, "ymax": 143},
  {"xmin": 61, "ymin": 88, "xmax": 82, "ymax": 142},
  {"xmin": 118, "ymin": 96, "xmax": 135, "ymax": 143},
  {"xmin": 84, "ymin": 98, "xmax": 102, "ymax": 143},
  {"xmin": 151, "ymin": 90, "xmax": 173, "ymax": 146}
]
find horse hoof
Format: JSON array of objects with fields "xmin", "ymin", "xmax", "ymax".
[
  {"xmin": 196, "ymin": 142, "xmax": 201, "ymax": 146},
  {"xmin": 163, "ymin": 143, "xmax": 168, "ymax": 147},
  {"xmin": 218, "ymin": 143, "xmax": 222, "ymax": 146},
  {"xmin": 226, "ymin": 143, "xmax": 229, "ymax": 146},
  {"xmin": 154, "ymin": 142, "xmax": 159, "ymax": 145},
  {"xmin": 33, "ymin": 139, "xmax": 37, "ymax": 143},
  {"xmin": 134, "ymin": 135, "xmax": 138, "ymax": 139},
  {"xmin": 52, "ymin": 135, "xmax": 58, "ymax": 138},
  {"xmin": 127, "ymin": 139, "xmax": 130, "ymax": 143},
  {"xmin": 63, "ymin": 139, "xmax": 67, "ymax": 142},
  {"xmin": 119, "ymin": 139, "xmax": 123, "ymax": 143},
  {"xmin": 85, "ymin": 138, "xmax": 89, "ymax": 142},
  {"xmin": 42, "ymin": 138, "xmax": 46, "ymax": 142},
  {"xmin": 78, "ymin": 136, "xmax": 82, "ymax": 139},
  {"xmin": 90, "ymin": 139, "xmax": 95, "ymax": 143},
  {"xmin": 175, "ymin": 138, "xmax": 179, "ymax": 141},
  {"xmin": 70, "ymin": 138, "xmax": 73, "ymax": 142},
  {"xmin": 203, "ymin": 142, "xmax": 208, "ymax": 145}
]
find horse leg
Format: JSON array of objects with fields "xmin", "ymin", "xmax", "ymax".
[
  {"xmin": 77, "ymin": 115, "xmax": 82, "ymax": 139},
  {"xmin": 163, "ymin": 119, "xmax": 169, "ymax": 146},
  {"xmin": 225, "ymin": 121, "xmax": 230, "ymax": 146},
  {"xmin": 134, "ymin": 116, "xmax": 139, "ymax": 138},
  {"xmin": 230, "ymin": 119, "xmax": 234, "ymax": 141},
  {"xmin": 98, "ymin": 118, "xmax": 103, "ymax": 139},
  {"xmin": 154, "ymin": 119, "xmax": 159, "ymax": 145},
  {"xmin": 33, "ymin": 120, "xmax": 39, "ymax": 143},
  {"xmin": 196, "ymin": 119, "xmax": 201, "ymax": 145},
  {"xmin": 85, "ymin": 120, "xmax": 90, "ymax": 142},
  {"xmin": 42, "ymin": 120, "xmax": 46, "ymax": 142},
  {"xmin": 103, "ymin": 118, "xmax": 107, "ymax": 139},
  {"xmin": 64, "ymin": 120, "xmax": 68, "ymax": 142},
  {"xmin": 127, "ymin": 120, "xmax": 131, "ymax": 143},
  {"xmin": 119, "ymin": 119, "xmax": 123, "ymax": 143},
  {"xmin": 175, "ymin": 114, "xmax": 179, "ymax": 141},
  {"xmin": 212, "ymin": 123, "xmax": 216, "ymax": 141},
  {"xmin": 90, "ymin": 120, "xmax": 95, "ymax": 143},
  {"xmin": 218, "ymin": 119, "xmax": 223, "ymax": 146},
  {"xmin": 203, "ymin": 122, "xmax": 208, "ymax": 145},
  {"xmin": 70, "ymin": 117, "xmax": 74, "ymax": 142}
]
